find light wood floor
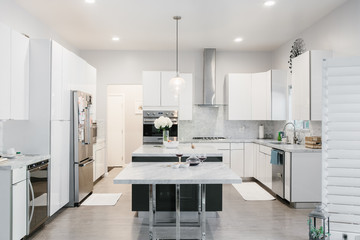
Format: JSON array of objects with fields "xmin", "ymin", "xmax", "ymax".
[{"xmin": 30, "ymin": 168, "xmax": 310, "ymax": 240}]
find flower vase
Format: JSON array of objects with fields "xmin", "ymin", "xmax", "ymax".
[{"xmin": 163, "ymin": 130, "xmax": 169, "ymax": 144}]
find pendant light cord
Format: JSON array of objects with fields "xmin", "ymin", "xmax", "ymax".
[{"xmin": 174, "ymin": 16, "xmax": 181, "ymax": 77}]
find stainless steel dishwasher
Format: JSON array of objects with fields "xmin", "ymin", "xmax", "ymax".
[
  {"xmin": 27, "ymin": 159, "xmax": 49, "ymax": 235},
  {"xmin": 271, "ymin": 149, "xmax": 284, "ymax": 198}
]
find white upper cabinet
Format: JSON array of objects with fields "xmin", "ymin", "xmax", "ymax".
[
  {"xmin": 161, "ymin": 71, "xmax": 178, "ymax": 107},
  {"xmin": 178, "ymin": 73, "xmax": 193, "ymax": 120},
  {"xmin": 51, "ymin": 40, "xmax": 64, "ymax": 120},
  {"xmin": 11, "ymin": 30, "xmax": 30, "ymax": 120},
  {"xmin": 271, "ymin": 70, "xmax": 287, "ymax": 120},
  {"xmin": 292, "ymin": 50, "xmax": 332, "ymax": 120},
  {"xmin": 143, "ymin": 71, "xmax": 161, "ymax": 107},
  {"xmin": 0, "ymin": 23, "xmax": 11, "ymax": 119},
  {"xmin": 143, "ymin": 71, "xmax": 193, "ymax": 119},
  {"xmin": 226, "ymin": 73, "xmax": 252, "ymax": 120},
  {"xmin": 227, "ymin": 70, "xmax": 286, "ymax": 120},
  {"xmin": 251, "ymin": 71, "xmax": 271, "ymax": 120}
]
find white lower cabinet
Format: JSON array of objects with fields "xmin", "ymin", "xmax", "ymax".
[
  {"xmin": 12, "ymin": 179, "xmax": 27, "ymax": 240},
  {"xmin": 231, "ymin": 149, "xmax": 244, "ymax": 177},
  {"xmin": 264, "ymin": 154, "xmax": 272, "ymax": 189},
  {"xmin": 244, "ymin": 143, "xmax": 254, "ymax": 177},
  {"xmin": 50, "ymin": 121, "xmax": 70, "ymax": 216},
  {"xmin": 0, "ymin": 167, "xmax": 27, "ymax": 240},
  {"xmin": 93, "ymin": 140, "xmax": 106, "ymax": 182},
  {"xmin": 284, "ymin": 152, "xmax": 291, "ymax": 202}
]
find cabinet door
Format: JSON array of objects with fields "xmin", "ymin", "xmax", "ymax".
[
  {"xmin": 11, "ymin": 30, "xmax": 29, "ymax": 120},
  {"xmin": 50, "ymin": 121, "xmax": 70, "ymax": 216},
  {"xmin": 292, "ymin": 51, "xmax": 310, "ymax": 120},
  {"xmin": 258, "ymin": 152, "xmax": 266, "ymax": 184},
  {"xmin": 0, "ymin": 23, "xmax": 11, "ymax": 119},
  {"xmin": 219, "ymin": 149, "xmax": 231, "ymax": 169},
  {"xmin": 284, "ymin": 152, "xmax": 291, "ymax": 202},
  {"xmin": 179, "ymin": 73, "xmax": 192, "ymax": 120},
  {"xmin": 161, "ymin": 71, "xmax": 178, "ymax": 107},
  {"xmin": 95, "ymin": 148, "xmax": 106, "ymax": 180},
  {"xmin": 253, "ymin": 144, "xmax": 259, "ymax": 179},
  {"xmin": 251, "ymin": 72, "xmax": 270, "ymax": 120},
  {"xmin": 231, "ymin": 149, "xmax": 244, "ymax": 177},
  {"xmin": 244, "ymin": 143, "xmax": 254, "ymax": 177},
  {"xmin": 228, "ymin": 74, "xmax": 252, "ymax": 120},
  {"xmin": 143, "ymin": 71, "xmax": 161, "ymax": 107},
  {"xmin": 12, "ymin": 180, "xmax": 27, "ymax": 240},
  {"xmin": 265, "ymin": 154, "xmax": 272, "ymax": 189},
  {"xmin": 51, "ymin": 41, "xmax": 63, "ymax": 121}
]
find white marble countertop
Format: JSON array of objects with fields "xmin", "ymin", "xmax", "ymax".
[
  {"xmin": 0, "ymin": 154, "xmax": 51, "ymax": 170},
  {"xmin": 181, "ymin": 139, "xmax": 321, "ymax": 153},
  {"xmin": 114, "ymin": 162, "xmax": 242, "ymax": 184},
  {"xmin": 132, "ymin": 144, "xmax": 222, "ymax": 157}
]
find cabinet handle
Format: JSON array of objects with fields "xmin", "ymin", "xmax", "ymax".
[{"xmin": 28, "ymin": 180, "xmax": 35, "ymax": 224}]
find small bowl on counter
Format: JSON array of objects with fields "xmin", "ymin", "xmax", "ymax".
[{"xmin": 163, "ymin": 138, "xmax": 179, "ymax": 149}]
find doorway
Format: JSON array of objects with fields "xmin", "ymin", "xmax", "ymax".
[
  {"xmin": 106, "ymin": 85, "xmax": 143, "ymax": 166},
  {"xmin": 107, "ymin": 93, "xmax": 125, "ymax": 167}
]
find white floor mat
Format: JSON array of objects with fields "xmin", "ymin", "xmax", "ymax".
[
  {"xmin": 82, "ymin": 193, "xmax": 122, "ymax": 206},
  {"xmin": 233, "ymin": 182, "xmax": 275, "ymax": 201}
]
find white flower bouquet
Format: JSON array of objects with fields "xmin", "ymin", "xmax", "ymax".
[{"xmin": 154, "ymin": 116, "xmax": 173, "ymax": 131}]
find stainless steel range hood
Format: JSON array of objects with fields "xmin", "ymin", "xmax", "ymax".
[{"xmin": 198, "ymin": 48, "xmax": 222, "ymax": 107}]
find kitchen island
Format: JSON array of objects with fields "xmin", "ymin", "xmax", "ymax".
[
  {"xmin": 114, "ymin": 161, "xmax": 242, "ymax": 239},
  {"xmin": 131, "ymin": 144, "xmax": 224, "ymax": 213}
]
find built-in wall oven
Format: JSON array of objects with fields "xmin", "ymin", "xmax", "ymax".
[
  {"xmin": 27, "ymin": 159, "xmax": 49, "ymax": 235},
  {"xmin": 143, "ymin": 110, "xmax": 178, "ymax": 144}
]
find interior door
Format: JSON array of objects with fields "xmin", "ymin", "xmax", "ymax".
[{"xmin": 107, "ymin": 94, "xmax": 125, "ymax": 166}]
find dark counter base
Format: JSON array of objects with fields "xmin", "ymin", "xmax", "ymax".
[{"xmin": 131, "ymin": 156, "xmax": 223, "ymax": 212}]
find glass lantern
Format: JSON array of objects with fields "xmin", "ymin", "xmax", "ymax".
[{"xmin": 308, "ymin": 205, "xmax": 330, "ymax": 240}]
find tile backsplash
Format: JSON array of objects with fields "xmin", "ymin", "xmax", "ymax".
[{"xmin": 179, "ymin": 105, "xmax": 321, "ymax": 141}]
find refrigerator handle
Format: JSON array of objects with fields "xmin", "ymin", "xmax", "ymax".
[{"xmin": 84, "ymin": 107, "xmax": 91, "ymax": 145}]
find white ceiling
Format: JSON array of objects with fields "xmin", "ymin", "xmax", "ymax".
[{"xmin": 14, "ymin": 0, "xmax": 347, "ymax": 51}]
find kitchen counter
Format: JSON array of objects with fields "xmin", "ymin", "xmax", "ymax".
[
  {"xmin": 114, "ymin": 162, "xmax": 242, "ymax": 184},
  {"xmin": 181, "ymin": 139, "xmax": 321, "ymax": 153},
  {"xmin": 0, "ymin": 154, "xmax": 51, "ymax": 170},
  {"xmin": 132, "ymin": 144, "xmax": 222, "ymax": 157}
]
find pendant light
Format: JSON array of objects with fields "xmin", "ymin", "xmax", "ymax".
[{"xmin": 169, "ymin": 16, "xmax": 185, "ymax": 94}]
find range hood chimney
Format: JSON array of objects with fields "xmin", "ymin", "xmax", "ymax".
[{"xmin": 201, "ymin": 48, "xmax": 217, "ymax": 106}]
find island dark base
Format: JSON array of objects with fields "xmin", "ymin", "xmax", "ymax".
[
  {"xmin": 132, "ymin": 184, "xmax": 222, "ymax": 211},
  {"xmin": 132, "ymin": 156, "xmax": 223, "ymax": 212}
]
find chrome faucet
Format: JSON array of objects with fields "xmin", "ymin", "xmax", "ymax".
[{"xmin": 282, "ymin": 122, "xmax": 298, "ymax": 144}]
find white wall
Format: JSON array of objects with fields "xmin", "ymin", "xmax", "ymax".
[
  {"xmin": 80, "ymin": 50, "xmax": 272, "ymax": 123},
  {"xmin": 107, "ymin": 85, "xmax": 143, "ymax": 164},
  {"xmin": 271, "ymin": 0, "xmax": 360, "ymax": 70}
]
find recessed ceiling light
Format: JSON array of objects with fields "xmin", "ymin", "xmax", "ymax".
[
  {"xmin": 85, "ymin": 0, "xmax": 95, "ymax": 4},
  {"xmin": 112, "ymin": 36, "xmax": 120, "ymax": 41},
  {"xmin": 264, "ymin": 1, "xmax": 276, "ymax": 7},
  {"xmin": 234, "ymin": 37, "xmax": 243, "ymax": 43}
]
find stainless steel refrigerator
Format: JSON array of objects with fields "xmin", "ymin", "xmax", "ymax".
[{"xmin": 69, "ymin": 91, "xmax": 94, "ymax": 206}]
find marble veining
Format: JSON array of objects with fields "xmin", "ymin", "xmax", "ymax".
[
  {"xmin": 0, "ymin": 154, "xmax": 51, "ymax": 170},
  {"xmin": 113, "ymin": 162, "xmax": 242, "ymax": 184}
]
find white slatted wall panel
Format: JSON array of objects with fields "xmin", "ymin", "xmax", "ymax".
[{"xmin": 323, "ymin": 57, "xmax": 360, "ymax": 240}]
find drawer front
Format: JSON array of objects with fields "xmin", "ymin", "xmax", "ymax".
[
  {"xmin": 191, "ymin": 143, "xmax": 230, "ymax": 150},
  {"xmin": 259, "ymin": 145, "xmax": 272, "ymax": 155},
  {"xmin": 231, "ymin": 143, "xmax": 244, "ymax": 150},
  {"xmin": 12, "ymin": 166, "xmax": 27, "ymax": 184}
]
